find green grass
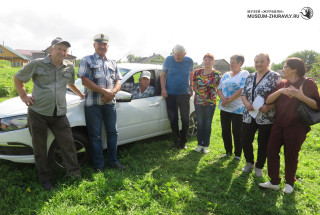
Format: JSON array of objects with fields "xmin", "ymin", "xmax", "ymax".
[{"xmin": 1, "ymin": 109, "xmax": 319, "ymax": 214}]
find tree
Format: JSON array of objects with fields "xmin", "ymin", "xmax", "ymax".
[
  {"xmin": 287, "ymin": 50, "xmax": 320, "ymax": 71},
  {"xmin": 126, "ymin": 54, "xmax": 141, "ymax": 63},
  {"xmin": 271, "ymin": 62, "xmax": 285, "ymax": 72},
  {"xmin": 242, "ymin": 66, "xmax": 256, "ymax": 73}
]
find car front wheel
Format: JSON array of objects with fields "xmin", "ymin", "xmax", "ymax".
[{"xmin": 48, "ymin": 129, "xmax": 90, "ymax": 168}]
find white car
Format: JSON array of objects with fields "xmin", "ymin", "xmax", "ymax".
[{"xmin": 0, "ymin": 63, "xmax": 197, "ymax": 167}]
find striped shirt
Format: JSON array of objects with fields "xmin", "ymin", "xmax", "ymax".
[{"xmin": 78, "ymin": 53, "xmax": 122, "ymax": 106}]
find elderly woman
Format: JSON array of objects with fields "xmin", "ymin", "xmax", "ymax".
[
  {"xmin": 259, "ymin": 57, "xmax": 320, "ymax": 193},
  {"xmin": 193, "ymin": 53, "xmax": 221, "ymax": 153},
  {"xmin": 217, "ymin": 55, "xmax": 249, "ymax": 160},
  {"xmin": 241, "ymin": 53, "xmax": 281, "ymax": 177}
]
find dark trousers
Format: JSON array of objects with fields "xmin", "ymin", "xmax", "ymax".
[
  {"xmin": 267, "ymin": 122, "xmax": 307, "ymax": 185},
  {"xmin": 166, "ymin": 94, "xmax": 190, "ymax": 145},
  {"xmin": 27, "ymin": 108, "xmax": 80, "ymax": 182},
  {"xmin": 195, "ymin": 104, "xmax": 216, "ymax": 147},
  {"xmin": 241, "ymin": 120, "xmax": 272, "ymax": 169},
  {"xmin": 220, "ymin": 110, "xmax": 243, "ymax": 157}
]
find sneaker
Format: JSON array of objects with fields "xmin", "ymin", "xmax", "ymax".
[
  {"xmin": 203, "ymin": 147, "xmax": 209, "ymax": 154},
  {"xmin": 255, "ymin": 168, "xmax": 263, "ymax": 177},
  {"xmin": 242, "ymin": 163, "xmax": 254, "ymax": 172},
  {"xmin": 195, "ymin": 145, "xmax": 203, "ymax": 152},
  {"xmin": 234, "ymin": 156, "xmax": 241, "ymax": 161},
  {"xmin": 283, "ymin": 184, "xmax": 294, "ymax": 194},
  {"xmin": 42, "ymin": 180, "xmax": 53, "ymax": 191},
  {"xmin": 259, "ymin": 181, "xmax": 280, "ymax": 190}
]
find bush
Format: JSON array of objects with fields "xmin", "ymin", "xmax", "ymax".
[{"xmin": 0, "ymin": 60, "xmax": 11, "ymax": 68}]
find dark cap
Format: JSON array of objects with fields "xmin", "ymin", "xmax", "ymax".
[{"xmin": 51, "ymin": 37, "xmax": 71, "ymax": 48}]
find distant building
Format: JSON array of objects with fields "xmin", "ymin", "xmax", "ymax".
[
  {"xmin": 0, "ymin": 45, "xmax": 30, "ymax": 67},
  {"xmin": 16, "ymin": 47, "xmax": 77, "ymax": 65},
  {"xmin": 197, "ymin": 59, "xmax": 230, "ymax": 73},
  {"xmin": 15, "ymin": 49, "xmax": 43, "ymax": 60},
  {"xmin": 134, "ymin": 53, "xmax": 165, "ymax": 65}
]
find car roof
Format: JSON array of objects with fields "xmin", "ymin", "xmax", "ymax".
[{"xmin": 118, "ymin": 63, "xmax": 162, "ymax": 71}]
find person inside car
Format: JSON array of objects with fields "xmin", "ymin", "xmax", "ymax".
[{"xmin": 131, "ymin": 71, "xmax": 155, "ymax": 99}]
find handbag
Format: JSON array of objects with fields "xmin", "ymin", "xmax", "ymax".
[{"xmin": 296, "ymin": 78, "xmax": 320, "ymax": 126}]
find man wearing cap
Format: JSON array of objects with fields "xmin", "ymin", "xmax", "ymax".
[
  {"xmin": 131, "ymin": 71, "xmax": 155, "ymax": 99},
  {"xmin": 160, "ymin": 44, "xmax": 194, "ymax": 149},
  {"xmin": 78, "ymin": 33, "xmax": 125, "ymax": 172},
  {"xmin": 14, "ymin": 37, "xmax": 84, "ymax": 190}
]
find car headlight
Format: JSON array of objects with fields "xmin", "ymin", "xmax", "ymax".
[{"xmin": 0, "ymin": 115, "xmax": 28, "ymax": 132}]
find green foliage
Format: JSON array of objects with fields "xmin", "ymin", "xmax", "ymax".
[
  {"xmin": 271, "ymin": 61, "xmax": 285, "ymax": 72},
  {"xmin": 0, "ymin": 68, "xmax": 33, "ymax": 97},
  {"xmin": 309, "ymin": 62, "xmax": 320, "ymax": 82},
  {"xmin": 287, "ymin": 50, "xmax": 320, "ymax": 71},
  {"xmin": 1, "ymin": 108, "xmax": 320, "ymax": 214},
  {"xmin": 242, "ymin": 66, "xmax": 256, "ymax": 73},
  {"xmin": 0, "ymin": 60, "xmax": 11, "ymax": 68},
  {"xmin": 126, "ymin": 54, "xmax": 142, "ymax": 63}
]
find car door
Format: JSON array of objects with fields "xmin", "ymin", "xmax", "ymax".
[{"xmin": 116, "ymin": 70, "xmax": 161, "ymax": 144}]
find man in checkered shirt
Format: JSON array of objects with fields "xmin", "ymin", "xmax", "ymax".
[{"xmin": 78, "ymin": 33, "xmax": 125, "ymax": 172}]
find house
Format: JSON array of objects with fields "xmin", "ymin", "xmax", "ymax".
[
  {"xmin": 214, "ymin": 59, "xmax": 230, "ymax": 73},
  {"xmin": 15, "ymin": 49, "xmax": 43, "ymax": 60},
  {"xmin": 0, "ymin": 45, "xmax": 30, "ymax": 67},
  {"xmin": 134, "ymin": 53, "xmax": 165, "ymax": 65},
  {"xmin": 16, "ymin": 47, "xmax": 77, "ymax": 65},
  {"xmin": 197, "ymin": 59, "xmax": 230, "ymax": 73}
]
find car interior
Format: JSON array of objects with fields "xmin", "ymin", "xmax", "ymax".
[{"xmin": 121, "ymin": 70, "xmax": 159, "ymax": 98}]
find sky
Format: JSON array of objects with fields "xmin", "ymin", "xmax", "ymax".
[{"xmin": 1, "ymin": 0, "xmax": 319, "ymax": 67}]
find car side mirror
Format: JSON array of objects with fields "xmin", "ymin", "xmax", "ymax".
[{"xmin": 115, "ymin": 90, "xmax": 132, "ymax": 102}]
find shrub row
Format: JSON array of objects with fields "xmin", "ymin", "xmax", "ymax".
[{"xmin": 0, "ymin": 68, "xmax": 33, "ymax": 97}]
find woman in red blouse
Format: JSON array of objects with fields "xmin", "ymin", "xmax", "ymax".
[
  {"xmin": 259, "ymin": 57, "xmax": 320, "ymax": 194},
  {"xmin": 193, "ymin": 53, "xmax": 221, "ymax": 153}
]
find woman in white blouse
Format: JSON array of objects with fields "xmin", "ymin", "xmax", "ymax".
[{"xmin": 217, "ymin": 55, "xmax": 249, "ymax": 161}]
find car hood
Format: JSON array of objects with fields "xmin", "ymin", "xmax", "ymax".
[{"xmin": 0, "ymin": 92, "xmax": 83, "ymax": 118}]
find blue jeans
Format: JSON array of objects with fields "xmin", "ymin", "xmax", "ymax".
[
  {"xmin": 84, "ymin": 104, "xmax": 118, "ymax": 168},
  {"xmin": 195, "ymin": 104, "xmax": 216, "ymax": 147}
]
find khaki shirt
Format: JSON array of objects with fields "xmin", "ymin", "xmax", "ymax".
[{"xmin": 15, "ymin": 55, "xmax": 75, "ymax": 116}]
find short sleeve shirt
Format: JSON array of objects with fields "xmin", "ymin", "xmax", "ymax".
[
  {"xmin": 78, "ymin": 53, "xmax": 122, "ymax": 106},
  {"xmin": 218, "ymin": 70, "xmax": 249, "ymax": 114},
  {"xmin": 193, "ymin": 68, "xmax": 221, "ymax": 106},
  {"xmin": 15, "ymin": 55, "xmax": 75, "ymax": 116},
  {"xmin": 241, "ymin": 70, "xmax": 281, "ymax": 124},
  {"xmin": 131, "ymin": 84, "xmax": 155, "ymax": 99},
  {"xmin": 162, "ymin": 55, "xmax": 193, "ymax": 94}
]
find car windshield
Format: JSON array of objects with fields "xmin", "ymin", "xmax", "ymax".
[{"xmin": 119, "ymin": 67, "xmax": 130, "ymax": 76}]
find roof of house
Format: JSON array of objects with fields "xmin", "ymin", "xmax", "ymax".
[
  {"xmin": 15, "ymin": 49, "xmax": 43, "ymax": 57},
  {"xmin": 1, "ymin": 45, "xmax": 30, "ymax": 60},
  {"xmin": 134, "ymin": 54, "xmax": 163, "ymax": 63}
]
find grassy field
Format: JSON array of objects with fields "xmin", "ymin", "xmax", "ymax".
[{"xmin": 0, "ymin": 108, "xmax": 320, "ymax": 214}]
